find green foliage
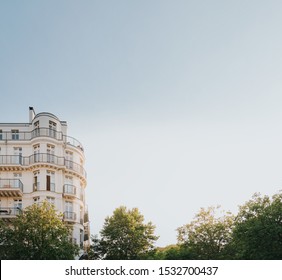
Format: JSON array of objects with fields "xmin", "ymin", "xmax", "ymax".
[
  {"xmin": 0, "ymin": 201, "xmax": 79, "ymax": 260},
  {"xmin": 87, "ymin": 234, "xmax": 105, "ymax": 260},
  {"xmin": 231, "ymin": 192, "xmax": 282, "ymax": 259},
  {"xmin": 162, "ymin": 245, "xmax": 193, "ymax": 260},
  {"xmin": 177, "ymin": 206, "xmax": 234, "ymax": 259},
  {"xmin": 88, "ymin": 191, "xmax": 282, "ymax": 260},
  {"xmin": 89, "ymin": 206, "xmax": 158, "ymax": 260},
  {"xmin": 148, "ymin": 244, "xmax": 193, "ymax": 260},
  {"xmin": 173, "ymin": 191, "xmax": 282, "ymax": 260}
]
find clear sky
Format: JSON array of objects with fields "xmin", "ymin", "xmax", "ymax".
[{"xmin": 1, "ymin": 0, "xmax": 282, "ymax": 246}]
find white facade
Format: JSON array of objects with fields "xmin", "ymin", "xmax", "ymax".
[{"xmin": 0, "ymin": 107, "xmax": 90, "ymax": 251}]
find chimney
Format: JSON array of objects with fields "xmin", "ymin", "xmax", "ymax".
[{"xmin": 29, "ymin": 107, "xmax": 35, "ymax": 122}]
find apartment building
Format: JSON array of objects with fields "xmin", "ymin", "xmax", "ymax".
[{"xmin": 0, "ymin": 107, "xmax": 90, "ymax": 251}]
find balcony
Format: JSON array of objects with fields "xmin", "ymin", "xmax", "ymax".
[
  {"xmin": 64, "ymin": 211, "xmax": 76, "ymax": 222},
  {"xmin": 65, "ymin": 160, "xmax": 86, "ymax": 178},
  {"xmin": 0, "ymin": 155, "xmax": 27, "ymax": 166},
  {"xmin": 29, "ymin": 153, "xmax": 65, "ymax": 166},
  {"xmin": 0, "ymin": 179, "xmax": 23, "ymax": 197},
  {"xmin": 32, "ymin": 182, "xmax": 55, "ymax": 192},
  {"xmin": 0, "ymin": 154, "xmax": 86, "ymax": 178},
  {"xmin": 0, "ymin": 207, "xmax": 22, "ymax": 219},
  {"xmin": 0, "ymin": 127, "xmax": 84, "ymax": 152},
  {"xmin": 0, "ymin": 128, "xmax": 62, "ymax": 141},
  {"xmin": 63, "ymin": 184, "xmax": 76, "ymax": 199},
  {"xmin": 63, "ymin": 135, "xmax": 84, "ymax": 152}
]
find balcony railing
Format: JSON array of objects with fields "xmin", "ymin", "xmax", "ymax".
[
  {"xmin": 0, "ymin": 179, "xmax": 23, "ymax": 197},
  {"xmin": 0, "ymin": 155, "xmax": 27, "ymax": 165},
  {"xmin": 63, "ymin": 135, "xmax": 84, "ymax": 152},
  {"xmin": 0, "ymin": 179, "xmax": 23, "ymax": 191},
  {"xmin": 63, "ymin": 184, "xmax": 76, "ymax": 197},
  {"xmin": 0, "ymin": 127, "xmax": 84, "ymax": 152},
  {"xmin": 33, "ymin": 182, "xmax": 55, "ymax": 192},
  {"xmin": 64, "ymin": 211, "xmax": 76, "ymax": 222},
  {"xmin": 0, "ymin": 207, "xmax": 22, "ymax": 217},
  {"xmin": 0, "ymin": 153, "xmax": 86, "ymax": 178},
  {"xmin": 49, "ymin": 183, "xmax": 55, "ymax": 192}
]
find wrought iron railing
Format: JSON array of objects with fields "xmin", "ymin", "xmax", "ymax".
[
  {"xmin": 63, "ymin": 184, "xmax": 76, "ymax": 196},
  {"xmin": 0, "ymin": 179, "xmax": 23, "ymax": 192},
  {"xmin": 64, "ymin": 211, "xmax": 76, "ymax": 221},
  {"xmin": 0, "ymin": 127, "xmax": 84, "ymax": 151},
  {"xmin": 0, "ymin": 153, "xmax": 86, "ymax": 178},
  {"xmin": 63, "ymin": 135, "xmax": 84, "ymax": 151}
]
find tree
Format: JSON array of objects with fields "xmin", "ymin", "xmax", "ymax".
[
  {"xmin": 177, "ymin": 206, "xmax": 234, "ymax": 259},
  {"xmin": 89, "ymin": 206, "xmax": 158, "ymax": 259},
  {"xmin": 0, "ymin": 201, "xmax": 79, "ymax": 260},
  {"xmin": 231, "ymin": 192, "xmax": 282, "ymax": 259},
  {"xmin": 87, "ymin": 234, "xmax": 104, "ymax": 260},
  {"xmin": 148, "ymin": 244, "xmax": 193, "ymax": 260}
]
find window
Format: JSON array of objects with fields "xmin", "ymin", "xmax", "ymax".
[
  {"xmin": 47, "ymin": 144, "xmax": 55, "ymax": 163},
  {"xmin": 14, "ymin": 199, "xmax": 22, "ymax": 215},
  {"xmin": 14, "ymin": 199, "xmax": 22, "ymax": 208},
  {"xmin": 65, "ymin": 201, "xmax": 74, "ymax": 220},
  {"xmin": 11, "ymin": 130, "xmax": 19, "ymax": 140},
  {"xmin": 0, "ymin": 130, "xmax": 2, "ymax": 140},
  {"xmin": 13, "ymin": 173, "xmax": 22, "ymax": 188},
  {"xmin": 46, "ymin": 170, "xmax": 55, "ymax": 191},
  {"xmin": 65, "ymin": 176, "xmax": 73, "ymax": 184},
  {"xmin": 33, "ymin": 197, "xmax": 40, "ymax": 204},
  {"xmin": 49, "ymin": 121, "xmax": 57, "ymax": 138},
  {"xmin": 65, "ymin": 201, "xmax": 73, "ymax": 212},
  {"xmin": 33, "ymin": 121, "xmax": 40, "ymax": 137},
  {"xmin": 46, "ymin": 197, "xmax": 55, "ymax": 205},
  {"xmin": 65, "ymin": 176, "xmax": 74, "ymax": 194},
  {"xmin": 80, "ymin": 206, "xmax": 83, "ymax": 224},
  {"xmin": 13, "ymin": 147, "xmax": 22, "ymax": 164},
  {"xmin": 33, "ymin": 170, "xmax": 40, "ymax": 191},
  {"xmin": 65, "ymin": 151, "xmax": 73, "ymax": 169},
  {"xmin": 33, "ymin": 144, "xmax": 40, "ymax": 162}
]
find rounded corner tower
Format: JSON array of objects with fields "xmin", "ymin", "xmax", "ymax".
[{"xmin": 0, "ymin": 107, "xmax": 90, "ymax": 252}]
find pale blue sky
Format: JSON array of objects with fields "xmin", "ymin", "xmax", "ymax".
[{"xmin": 1, "ymin": 1, "xmax": 282, "ymax": 246}]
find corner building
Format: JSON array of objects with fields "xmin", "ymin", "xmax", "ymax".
[{"xmin": 0, "ymin": 107, "xmax": 90, "ymax": 251}]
